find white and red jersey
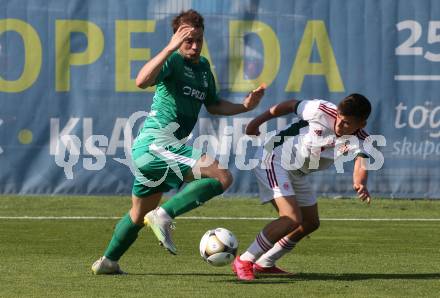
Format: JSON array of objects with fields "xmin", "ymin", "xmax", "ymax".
[{"xmin": 263, "ymin": 99, "xmax": 370, "ymax": 175}]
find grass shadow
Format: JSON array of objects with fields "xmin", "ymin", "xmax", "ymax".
[
  {"xmin": 297, "ymin": 272, "xmax": 440, "ymax": 281},
  {"xmin": 214, "ymin": 272, "xmax": 440, "ymax": 284},
  {"xmin": 119, "ymin": 272, "xmax": 440, "ymax": 284}
]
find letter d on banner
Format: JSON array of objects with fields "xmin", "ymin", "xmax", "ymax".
[{"xmin": 229, "ymin": 21, "xmax": 280, "ymax": 91}]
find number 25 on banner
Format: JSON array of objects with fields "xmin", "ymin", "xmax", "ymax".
[{"xmin": 395, "ymin": 20, "xmax": 440, "ymax": 62}]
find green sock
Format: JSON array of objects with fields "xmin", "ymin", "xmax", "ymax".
[
  {"xmin": 104, "ymin": 213, "xmax": 143, "ymax": 261},
  {"xmin": 161, "ymin": 178, "xmax": 224, "ymax": 218}
]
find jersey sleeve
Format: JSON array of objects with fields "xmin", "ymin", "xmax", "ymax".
[
  {"xmin": 295, "ymin": 100, "xmax": 320, "ymax": 121},
  {"xmin": 203, "ymin": 69, "xmax": 220, "ymax": 106},
  {"xmin": 153, "ymin": 52, "xmax": 176, "ymax": 85},
  {"xmin": 354, "ymin": 129, "xmax": 370, "ymax": 158}
]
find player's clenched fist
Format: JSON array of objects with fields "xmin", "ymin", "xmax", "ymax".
[{"xmin": 353, "ymin": 183, "xmax": 371, "ymax": 204}]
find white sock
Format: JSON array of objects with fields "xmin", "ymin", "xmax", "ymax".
[
  {"xmin": 240, "ymin": 232, "xmax": 274, "ymax": 263},
  {"xmin": 156, "ymin": 207, "xmax": 172, "ymax": 221},
  {"xmin": 255, "ymin": 236, "xmax": 296, "ymax": 267}
]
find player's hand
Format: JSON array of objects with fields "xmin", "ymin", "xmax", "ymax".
[
  {"xmin": 245, "ymin": 119, "xmax": 261, "ymax": 136},
  {"xmin": 243, "ymin": 83, "xmax": 266, "ymax": 111},
  {"xmin": 353, "ymin": 183, "xmax": 371, "ymax": 204},
  {"xmin": 166, "ymin": 25, "xmax": 194, "ymax": 52}
]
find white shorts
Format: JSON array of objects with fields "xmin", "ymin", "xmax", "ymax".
[{"xmin": 253, "ymin": 150, "xmax": 317, "ymax": 207}]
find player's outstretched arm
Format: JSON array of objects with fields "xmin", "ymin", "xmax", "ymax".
[
  {"xmin": 245, "ymin": 99, "xmax": 300, "ymax": 136},
  {"xmin": 135, "ymin": 25, "xmax": 194, "ymax": 88},
  {"xmin": 206, "ymin": 83, "xmax": 266, "ymax": 116},
  {"xmin": 353, "ymin": 156, "xmax": 371, "ymax": 204}
]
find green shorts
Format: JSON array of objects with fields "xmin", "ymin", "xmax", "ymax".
[{"xmin": 131, "ymin": 143, "xmax": 202, "ymax": 198}]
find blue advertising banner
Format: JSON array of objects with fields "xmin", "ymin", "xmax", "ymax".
[{"xmin": 1, "ymin": 0, "xmax": 439, "ymax": 198}]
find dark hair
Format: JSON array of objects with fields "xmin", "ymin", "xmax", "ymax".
[
  {"xmin": 172, "ymin": 10, "xmax": 204, "ymax": 33},
  {"xmin": 337, "ymin": 93, "xmax": 371, "ymax": 120}
]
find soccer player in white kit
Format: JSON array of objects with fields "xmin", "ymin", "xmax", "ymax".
[{"xmin": 232, "ymin": 94, "xmax": 372, "ymax": 281}]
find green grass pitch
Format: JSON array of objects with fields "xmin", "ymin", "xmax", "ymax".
[{"xmin": 0, "ymin": 196, "xmax": 439, "ymax": 297}]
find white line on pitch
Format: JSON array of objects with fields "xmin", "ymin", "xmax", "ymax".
[
  {"xmin": 0, "ymin": 216, "xmax": 439, "ymax": 221},
  {"xmin": 181, "ymin": 217, "xmax": 440, "ymax": 221},
  {"xmin": 394, "ymin": 75, "xmax": 440, "ymax": 81}
]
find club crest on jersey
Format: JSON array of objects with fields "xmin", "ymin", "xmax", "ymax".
[
  {"xmin": 283, "ymin": 182, "xmax": 290, "ymax": 190},
  {"xmin": 183, "ymin": 66, "xmax": 195, "ymax": 79},
  {"xmin": 183, "ymin": 86, "xmax": 206, "ymax": 101},
  {"xmin": 337, "ymin": 141, "xmax": 351, "ymax": 156},
  {"xmin": 314, "ymin": 129, "xmax": 323, "ymax": 136}
]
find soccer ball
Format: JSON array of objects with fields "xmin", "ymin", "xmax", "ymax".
[{"xmin": 199, "ymin": 228, "xmax": 238, "ymax": 266}]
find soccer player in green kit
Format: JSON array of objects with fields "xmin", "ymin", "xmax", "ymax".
[{"xmin": 92, "ymin": 10, "xmax": 265, "ymax": 274}]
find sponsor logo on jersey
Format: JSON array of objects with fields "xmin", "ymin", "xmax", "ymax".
[{"xmin": 183, "ymin": 86, "xmax": 206, "ymax": 101}]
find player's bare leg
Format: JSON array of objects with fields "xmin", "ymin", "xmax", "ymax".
[
  {"xmin": 185, "ymin": 154, "xmax": 233, "ymax": 189},
  {"xmin": 287, "ymin": 204, "xmax": 320, "ymax": 242},
  {"xmin": 255, "ymin": 204, "xmax": 320, "ymax": 271},
  {"xmin": 260, "ymin": 196, "xmax": 303, "ymax": 243},
  {"xmin": 131, "ymin": 193, "xmax": 163, "ymax": 224},
  {"xmin": 233, "ymin": 196, "xmax": 302, "ymax": 280}
]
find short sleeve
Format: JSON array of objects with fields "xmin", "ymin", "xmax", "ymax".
[
  {"xmin": 354, "ymin": 129, "xmax": 371, "ymax": 158},
  {"xmin": 336, "ymin": 135, "xmax": 370, "ymax": 160},
  {"xmin": 295, "ymin": 100, "xmax": 320, "ymax": 121},
  {"xmin": 203, "ymin": 69, "xmax": 219, "ymax": 106},
  {"xmin": 153, "ymin": 53, "xmax": 176, "ymax": 85},
  {"xmin": 351, "ymin": 142, "xmax": 369, "ymax": 158}
]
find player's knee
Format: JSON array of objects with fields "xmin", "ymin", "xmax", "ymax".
[
  {"xmin": 280, "ymin": 216, "xmax": 302, "ymax": 232},
  {"xmin": 129, "ymin": 209, "xmax": 145, "ymax": 225},
  {"xmin": 303, "ymin": 219, "xmax": 320, "ymax": 235},
  {"xmin": 310, "ymin": 218, "xmax": 320, "ymax": 232}
]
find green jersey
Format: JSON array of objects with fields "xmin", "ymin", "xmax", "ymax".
[{"xmin": 133, "ymin": 51, "xmax": 219, "ymax": 149}]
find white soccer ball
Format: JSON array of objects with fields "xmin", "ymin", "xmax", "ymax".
[{"xmin": 199, "ymin": 228, "xmax": 238, "ymax": 267}]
